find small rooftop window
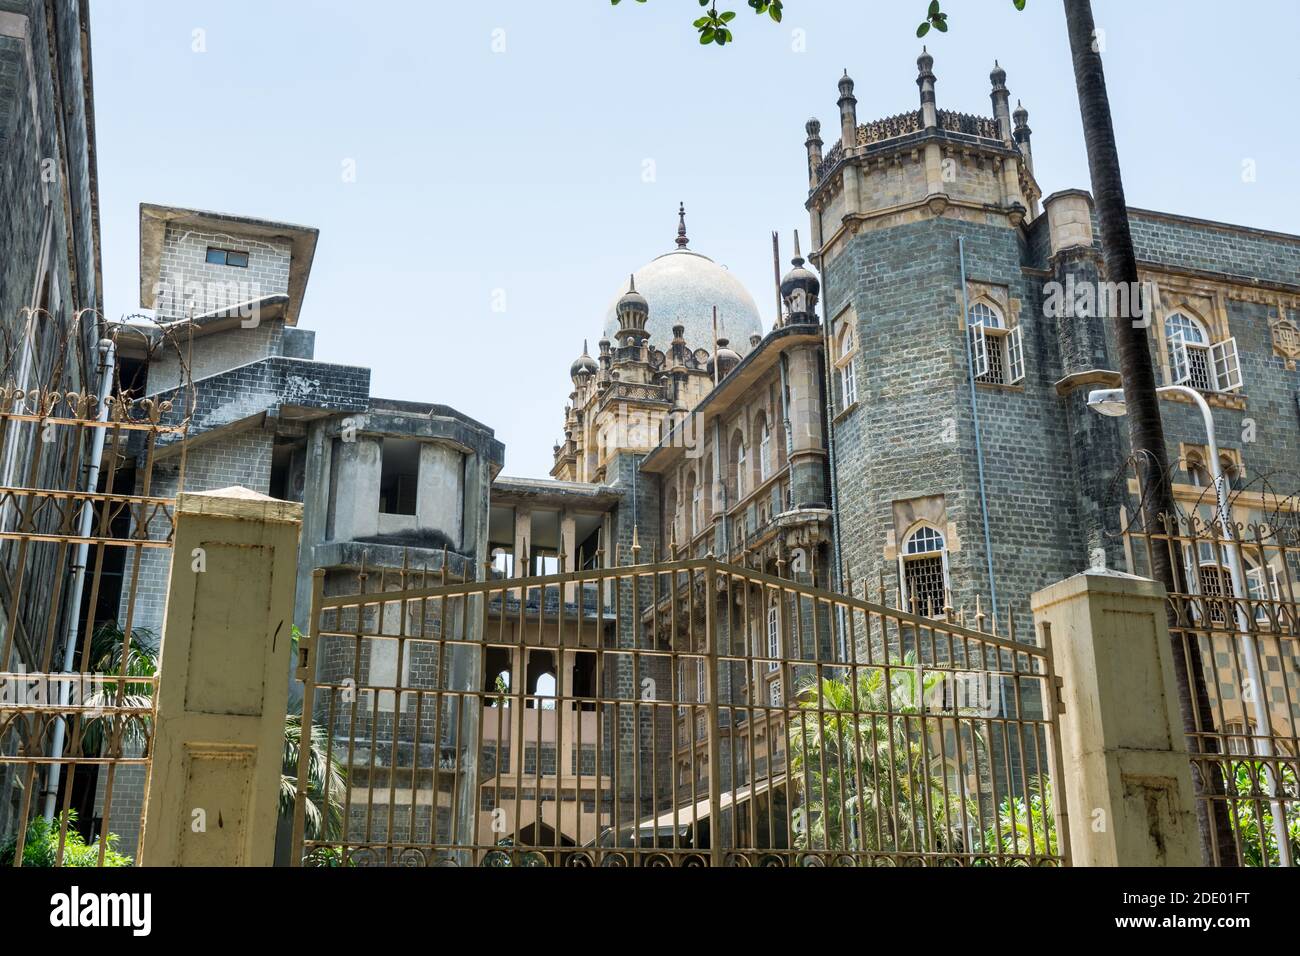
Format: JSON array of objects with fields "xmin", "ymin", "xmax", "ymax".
[{"xmin": 206, "ymin": 247, "xmax": 249, "ymax": 268}]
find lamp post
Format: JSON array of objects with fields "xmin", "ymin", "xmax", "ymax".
[{"xmin": 1087, "ymin": 386, "xmax": 1291, "ymax": 865}]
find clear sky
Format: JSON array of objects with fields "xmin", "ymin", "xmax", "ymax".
[{"xmin": 88, "ymin": 0, "xmax": 1299, "ymax": 479}]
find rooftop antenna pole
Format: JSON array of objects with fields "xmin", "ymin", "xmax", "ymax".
[
  {"xmin": 772, "ymin": 231, "xmax": 783, "ymax": 328},
  {"xmin": 712, "ymin": 305, "xmax": 720, "ymax": 387}
]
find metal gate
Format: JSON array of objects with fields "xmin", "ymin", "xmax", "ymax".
[
  {"xmin": 0, "ymin": 309, "xmax": 192, "ymax": 867},
  {"xmin": 1125, "ymin": 489, "xmax": 1300, "ymax": 867},
  {"xmin": 291, "ymin": 552, "xmax": 1070, "ymax": 867}
]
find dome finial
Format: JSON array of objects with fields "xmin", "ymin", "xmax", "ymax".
[
  {"xmin": 628, "ymin": 273, "xmax": 636, "ymax": 293},
  {"xmin": 676, "ymin": 202, "xmax": 689, "ymax": 249}
]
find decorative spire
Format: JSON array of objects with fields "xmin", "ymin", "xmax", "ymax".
[
  {"xmin": 917, "ymin": 45, "xmax": 934, "ymax": 75},
  {"xmin": 675, "ymin": 202, "xmax": 689, "ymax": 249},
  {"xmin": 780, "ymin": 228, "xmax": 820, "ymax": 326},
  {"xmin": 990, "ymin": 59, "xmax": 1007, "ymax": 89},
  {"xmin": 990, "ymin": 60, "xmax": 1012, "ymax": 142}
]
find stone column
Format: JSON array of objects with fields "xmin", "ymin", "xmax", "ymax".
[
  {"xmin": 1031, "ymin": 569, "xmax": 1203, "ymax": 867},
  {"xmin": 141, "ymin": 487, "xmax": 302, "ymax": 866},
  {"xmin": 1044, "ymin": 189, "xmax": 1126, "ymax": 572}
]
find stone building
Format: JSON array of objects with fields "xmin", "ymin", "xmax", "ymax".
[
  {"xmin": 804, "ymin": 54, "xmax": 1300, "ymax": 755},
  {"xmin": 20, "ymin": 33, "xmax": 1294, "ymax": 860},
  {"xmin": 0, "ymin": 0, "xmax": 102, "ymax": 847}
]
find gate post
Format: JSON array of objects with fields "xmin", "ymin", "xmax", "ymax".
[
  {"xmin": 1031, "ymin": 569, "xmax": 1202, "ymax": 866},
  {"xmin": 140, "ymin": 486, "xmax": 303, "ymax": 866}
]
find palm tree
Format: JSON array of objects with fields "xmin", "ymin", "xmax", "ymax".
[
  {"xmin": 1062, "ymin": 0, "xmax": 1235, "ymax": 864},
  {"xmin": 786, "ymin": 654, "xmax": 975, "ymax": 856},
  {"xmin": 281, "ymin": 713, "xmax": 345, "ymax": 840},
  {"xmin": 969, "ymin": 775, "xmax": 1057, "ymax": 863},
  {"xmin": 83, "ymin": 623, "xmax": 346, "ymax": 842}
]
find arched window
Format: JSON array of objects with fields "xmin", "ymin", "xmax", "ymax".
[
  {"xmin": 1244, "ymin": 551, "xmax": 1280, "ymax": 625},
  {"xmin": 1165, "ymin": 311, "xmax": 1241, "ymax": 393},
  {"xmin": 1165, "ymin": 312, "xmax": 1212, "ymax": 391},
  {"xmin": 665, "ymin": 486, "xmax": 679, "ymax": 550},
  {"xmin": 835, "ymin": 322, "xmax": 858, "ymax": 408},
  {"xmin": 758, "ymin": 417, "xmax": 772, "ymax": 483},
  {"xmin": 736, "ymin": 437, "xmax": 747, "ymax": 498},
  {"xmin": 900, "ymin": 525, "xmax": 949, "ymax": 618},
  {"xmin": 968, "ymin": 301, "xmax": 1024, "ymax": 387},
  {"xmin": 766, "ymin": 602, "xmax": 780, "ymax": 672},
  {"xmin": 685, "ymin": 471, "xmax": 699, "ymax": 540},
  {"xmin": 1184, "ymin": 452, "xmax": 1211, "ymax": 488}
]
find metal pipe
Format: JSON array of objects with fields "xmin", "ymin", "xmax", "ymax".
[
  {"xmin": 958, "ymin": 238, "xmax": 1000, "ymax": 626},
  {"xmin": 43, "ymin": 337, "xmax": 116, "ymax": 821}
]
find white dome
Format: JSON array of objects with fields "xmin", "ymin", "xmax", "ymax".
[{"xmin": 603, "ymin": 248, "xmax": 764, "ymax": 354}]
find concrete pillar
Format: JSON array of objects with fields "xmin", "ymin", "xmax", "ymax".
[
  {"xmin": 561, "ymin": 510, "xmax": 578, "ymax": 602},
  {"xmin": 514, "ymin": 507, "xmax": 531, "ymax": 574},
  {"xmin": 416, "ymin": 441, "xmax": 464, "ymax": 546},
  {"xmin": 330, "ymin": 436, "xmax": 380, "ymax": 541},
  {"xmin": 786, "ymin": 346, "xmax": 827, "ymax": 508},
  {"xmin": 141, "ymin": 487, "xmax": 302, "ymax": 866},
  {"xmin": 1031, "ymin": 569, "xmax": 1203, "ymax": 867}
]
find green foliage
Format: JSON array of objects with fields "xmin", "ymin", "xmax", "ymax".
[
  {"xmin": 611, "ymin": 0, "xmax": 782, "ymax": 47},
  {"xmin": 786, "ymin": 654, "xmax": 976, "ymax": 854},
  {"xmin": 612, "ymin": 1, "xmax": 1023, "ymax": 48},
  {"xmin": 282, "ymin": 712, "xmax": 347, "ymax": 841},
  {"xmin": 1224, "ymin": 760, "xmax": 1300, "ymax": 867},
  {"xmin": 304, "ymin": 845, "xmax": 354, "ymax": 868},
  {"xmin": 967, "ymin": 775, "xmax": 1057, "ymax": 863},
  {"xmin": 80, "ymin": 622, "xmax": 159, "ymax": 755},
  {"xmin": 0, "ymin": 810, "xmax": 133, "ymax": 867}
]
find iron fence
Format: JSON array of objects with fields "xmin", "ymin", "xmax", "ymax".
[
  {"xmin": 0, "ymin": 310, "xmax": 191, "ymax": 867},
  {"xmin": 293, "ymin": 549, "xmax": 1069, "ymax": 867},
  {"xmin": 1126, "ymin": 490, "xmax": 1300, "ymax": 867}
]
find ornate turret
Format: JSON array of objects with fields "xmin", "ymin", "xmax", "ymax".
[
  {"xmin": 614, "ymin": 274, "xmax": 650, "ymax": 347},
  {"xmin": 1013, "ymin": 100, "xmax": 1033, "ymax": 174},
  {"xmin": 667, "ymin": 323, "xmax": 692, "ymax": 369},
  {"xmin": 916, "ymin": 46, "xmax": 937, "ymax": 129},
  {"xmin": 780, "ymin": 230, "xmax": 820, "ymax": 326},
  {"xmin": 675, "ymin": 202, "xmax": 689, "ymax": 249},
  {"xmin": 804, "ymin": 117, "xmax": 823, "ymax": 189},
  {"xmin": 570, "ymin": 339, "xmax": 598, "ymax": 382},
  {"xmin": 837, "ymin": 70, "xmax": 858, "ymax": 153},
  {"xmin": 706, "ymin": 336, "xmax": 741, "ymax": 381},
  {"xmin": 990, "ymin": 60, "xmax": 1012, "ymax": 142}
]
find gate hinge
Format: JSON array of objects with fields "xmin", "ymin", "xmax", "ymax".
[{"xmin": 1053, "ymin": 675, "xmax": 1066, "ymax": 714}]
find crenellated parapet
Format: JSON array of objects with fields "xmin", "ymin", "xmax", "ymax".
[{"xmin": 803, "ymin": 52, "xmax": 1041, "ymax": 267}]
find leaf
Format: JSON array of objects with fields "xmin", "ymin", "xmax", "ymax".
[
  {"xmin": 1014, "ymin": 0, "xmax": 1027, "ymax": 8},
  {"xmin": 700, "ymin": 27, "xmax": 716, "ymax": 44},
  {"xmin": 917, "ymin": 22, "xmax": 931, "ymax": 37},
  {"xmin": 769, "ymin": 6, "xmax": 782, "ymax": 22},
  {"xmin": 720, "ymin": 10, "xmax": 735, "ymax": 22},
  {"xmin": 934, "ymin": 18, "xmax": 948, "ymax": 32},
  {"xmin": 929, "ymin": 0, "xmax": 940, "ymax": 14}
]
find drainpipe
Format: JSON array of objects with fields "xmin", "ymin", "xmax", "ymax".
[
  {"xmin": 816, "ymin": 274, "xmax": 849, "ymax": 664},
  {"xmin": 958, "ymin": 238, "xmax": 1000, "ymax": 627},
  {"xmin": 778, "ymin": 351, "xmax": 793, "ymax": 513},
  {"xmin": 43, "ymin": 337, "xmax": 116, "ymax": 821}
]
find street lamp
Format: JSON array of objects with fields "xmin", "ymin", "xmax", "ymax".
[{"xmin": 1087, "ymin": 386, "xmax": 1291, "ymax": 865}]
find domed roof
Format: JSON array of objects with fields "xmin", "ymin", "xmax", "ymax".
[
  {"xmin": 602, "ymin": 248, "xmax": 763, "ymax": 354},
  {"xmin": 570, "ymin": 340, "xmax": 598, "ymax": 380}
]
